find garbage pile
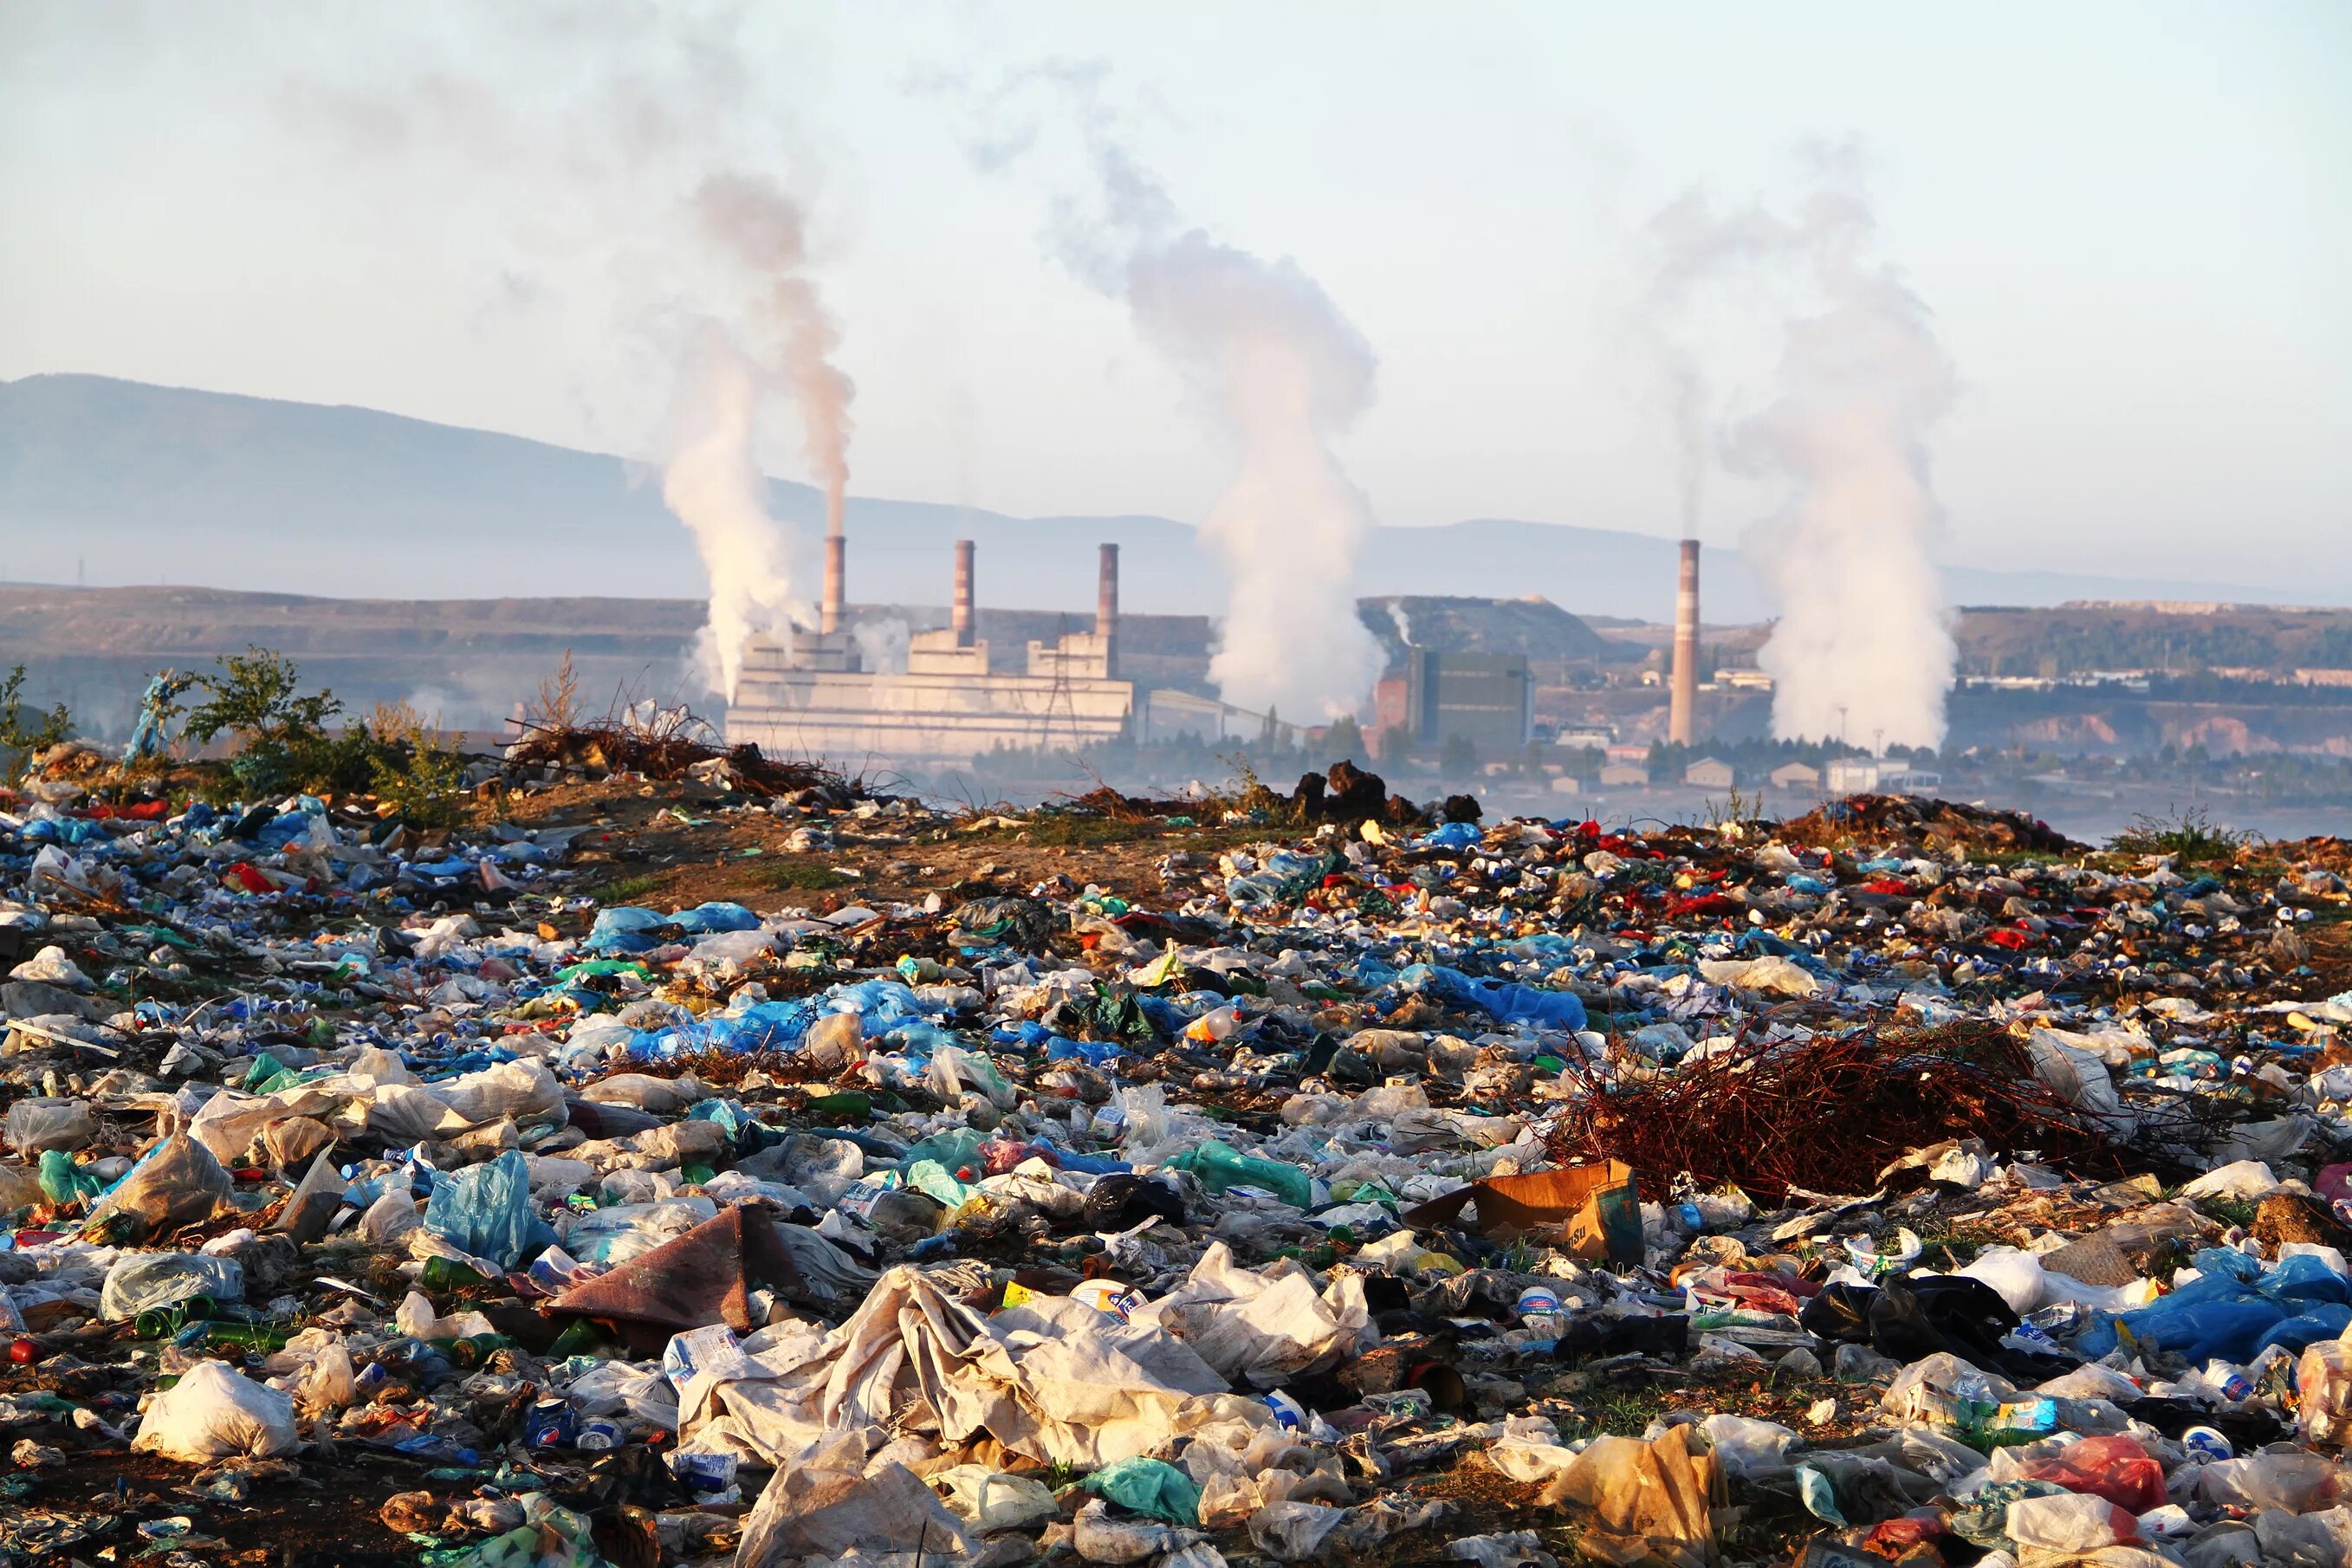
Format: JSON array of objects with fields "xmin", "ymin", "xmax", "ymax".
[{"xmin": 1, "ymin": 757, "xmax": 2350, "ymax": 1568}]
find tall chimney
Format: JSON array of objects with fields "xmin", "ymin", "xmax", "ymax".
[
  {"xmin": 1097, "ymin": 543, "xmax": 1120, "ymax": 677},
  {"xmin": 1668, "ymin": 538, "xmax": 1701, "ymax": 746},
  {"xmin": 821, "ymin": 535, "xmax": 846, "ymax": 636},
  {"xmin": 952, "ymin": 538, "xmax": 975, "ymax": 647}
]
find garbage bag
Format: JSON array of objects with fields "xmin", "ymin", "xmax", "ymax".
[
  {"xmin": 735, "ymin": 1457, "xmax": 973, "ymax": 1568},
  {"xmin": 2014, "ymin": 1434, "xmax": 2167, "ymax": 1513},
  {"xmin": 37, "ymin": 1148, "xmax": 104, "ymax": 1204},
  {"xmin": 1082, "ymin": 1456, "xmax": 1203, "ymax": 1526},
  {"xmin": 4, "ymin": 1097, "xmax": 93, "ymax": 1154},
  {"xmin": 131, "ymin": 1360, "xmax": 299, "ymax": 1461},
  {"xmin": 930, "ymin": 1465, "xmax": 1059, "ymax": 1532},
  {"xmin": 100, "ymin": 1251, "xmax": 243, "ymax": 1322},
  {"xmin": 1163, "ymin": 1140, "xmax": 1312, "ymax": 1208},
  {"xmin": 422, "ymin": 1150, "xmax": 555, "ymax": 1270},
  {"xmin": 2301, "ymin": 1340, "xmax": 2352, "ymax": 1444},
  {"xmin": 87, "ymin": 1133, "xmax": 233, "ymax": 1241}
]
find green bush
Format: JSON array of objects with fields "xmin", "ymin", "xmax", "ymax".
[
  {"xmin": 185, "ymin": 646, "xmax": 389, "ymax": 797},
  {"xmin": 371, "ymin": 733, "xmax": 470, "ymax": 829},
  {"xmin": 0, "ymin": 665, "xmax": 73, "ymax": 776}
]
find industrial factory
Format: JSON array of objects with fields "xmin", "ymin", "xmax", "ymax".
[
  {"xmin": 724, "ymin": 538, "xmax": 1135, "ymax": 767},
  {"xmin": 722, "ymin": 522, "xmax": 1715, "ymax": 771}
]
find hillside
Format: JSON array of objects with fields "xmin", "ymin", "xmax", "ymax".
[{"xmin": 3, "ymin": 373, "xmax": 2321, "ymax": 621}]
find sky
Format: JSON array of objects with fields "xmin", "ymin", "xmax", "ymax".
[{"xmin": 2, "ymin": 2, "xmax": 2347, "ymax": 592}]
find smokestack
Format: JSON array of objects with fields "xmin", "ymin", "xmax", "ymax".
[
  {"xmin": 820, "ymin": 512, "xmax": 845, "ymax": 636},
  {"xmin": 1669, "ymin": 538, "xmax": 1701, "ymax": 745},
  {"xmin": 952, "ymin": 538, "xmax": 975, "ymax": 647},
  {"xmin": 1097, "ymin": 543, "xmax": 1120, "ymax": 677}
]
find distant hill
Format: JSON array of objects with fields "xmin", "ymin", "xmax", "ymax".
[{"xmin": 1, "ymin": 373, "xmax": 2324, "ymax": 620}]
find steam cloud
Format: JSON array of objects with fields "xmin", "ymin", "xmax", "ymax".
[
  {"xmin": 956, "ymin": 66, "xmax": 1385, "ymax": 722},
  {"xmin": 272, "ymin": 10, "xmax": 851, "ymax": 703},
  {"xmin": 664, "ymin": 342, "xmax": 807, "ymax": 702},
  {"xmin": 1645, "ymin": 154, "xmax": 1958, "ymax": 750},
  {"xmin": 692, "ymin": 173, "xmax": 856, "ymax": 552}
]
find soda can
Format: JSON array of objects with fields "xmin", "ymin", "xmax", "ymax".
[
  {"xmin": 2180, "ymin": 1426, "xmax": 2233, "ymax": 1463},
  {"xmin": 523, "ymin": 1396, "xmax": 574, "ymax": 1449},
  {"xmin": 671, "ymin": 1450, "xmax": 740, "ymax": 1492},
  {"xmin": 1262, "ymin": 1390, "xmax": 1307, "ymax": 1429},
  {"xmin": 574, "ymin": 1417, "xmax": 624, "ymax": 1451}
]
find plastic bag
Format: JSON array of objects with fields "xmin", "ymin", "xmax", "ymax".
[
  {"xmin": 2005, "ymin": 1492, "xmax": 2134, "ymax": 1555},
  {"xmin": 5, "ymin": 1097, "xmax": 94, "ymax": 1154},
  {"xmin": 131, "ymin": 1360, "xmax": 299, "ymax": 1461},
  {"xmin": 2014, "ymin": 1434, "xmax": 2166, "ymax": 1513},
  {"xmin": 422, "ymin": 1150, "xmax": 555, "ymax": 1270},
  {"xmin": 1081, "ymin": 1457, "xmax": 1202, "ymax": 1526},
  {"xmin": 38, "ymin": 1148, "xmax": 104, "ymax": 1204},
  {"xmin": 100, "ymin": 1251, "xmax": 243, "ymax": 1322},
  {"xmin": 930, "ymin": 1467, "xmax": 1057, "ymax": 1532},
  {"xmin": 87, "ymin": 1133, "xmax": 233, "ymax": 1241},
  {"xmin": 1699, "ymin": 1414, "xmax": 1798, "ymax": 1479},
  {"xmin": 2301, "ymin": 1340, "xmax": 2352, "ymax": 1444},
  {"xmin": 1164, "ymin": 1140, "xmax": 1312, "ymax": 1208}
]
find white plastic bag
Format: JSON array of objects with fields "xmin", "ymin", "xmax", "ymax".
[
  {"xmin": 5, "ymin": 1098, "xmax": 94, "ymax": 1154},
  {"xmin": 132, "ymin": 1361, "xmax": 298, "ymax": 1461},
  {"xmin": 100, "ymin": 1252, "xmax": 243, "ymax": 1323}
]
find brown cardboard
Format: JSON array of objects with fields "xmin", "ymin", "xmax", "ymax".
[{"xmin": 1402, "ymin": 1160, "xmax": 1642, "ymax": 1261}]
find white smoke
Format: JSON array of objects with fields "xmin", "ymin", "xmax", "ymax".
[
  {"xmin": 1643, "ymin": 153, "xmax": 1957, "ymax": 750},
  {"xmin": 947, "ymin": 64, "xmax": 1385, "ymax": 722},
  {"xmin": 267, "ymin": 10, "xmax": 852, "ymax": 703},
  {"xmin": 664, "ymin": 340, "xmax": 806, "ymax": 701},
  {"xmin": 692, "ymin": 172, "xmax": 856, "ymax": 553},
  {"xmin": 850, "ymin": 617, "xmax": 910, "ymax": 675},
  {"xmin": 1384, "ymin": 599, "xmax": 1414, "ymax": 646},
  {"xmin": 1126, "ymin": 233, "xmax": 1386, "ymax": 720}
]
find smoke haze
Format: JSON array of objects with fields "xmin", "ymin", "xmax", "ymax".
[
  {"xmin": 664, "ymin": 341, "xmax": 807, "ymax": 701},
  {"xmin": 950, "ymin": 63, "xmax": 1386, "ymax": 722},
  {"xmin": 262, "ymin": 8, "xmax": 852, "ymax": 698},
  {"xmin": 1644, "ymin": 155, "xmax": 1958, "ymax": 750}
]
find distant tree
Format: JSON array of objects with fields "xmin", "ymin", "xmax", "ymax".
[
  {"xmin": 0, "ymin": 666, "xmax": 73, "ymax": 776},
  {"xmin": 1324, "ymin": 714, "xmax": 1364, "ymax": 763},
  {"xmin": 1439, "ymin": 733, "xmax": 1477, "ymax": 778},
  {"xmin": 527, "ymin": 649, "xmax": 583, "ymax": 734}
]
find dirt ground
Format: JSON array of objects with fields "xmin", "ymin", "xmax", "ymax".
[{"xmin": 498, "ymin": 779, "xmax": 1265, "ymax": 917}]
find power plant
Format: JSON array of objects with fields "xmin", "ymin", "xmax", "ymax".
[
  {"xmin": 1668, "ymin": 537, "xmax": 1701, "ymax": 745},
  {"xmin": 724, "ymin": 536, "xmax": 1134, "ymax": 767}
]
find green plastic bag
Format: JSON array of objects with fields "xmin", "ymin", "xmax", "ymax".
[
  {"xmin": 1164, "ymin": 1140, "xmax": 1312, "ymax": 1208},
  {"xmin": 38, "ymin": 1149, "xmax": 104, "ymax": 1205},
  {"xmin": 1080, "ymin": 1457, "xmax": 1201, "ymax": 1526}
]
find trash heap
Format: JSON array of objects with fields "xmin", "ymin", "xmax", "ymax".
[{"xmin": 2, "ymin": 756, "xmax": 2351, "ymax": 1568}]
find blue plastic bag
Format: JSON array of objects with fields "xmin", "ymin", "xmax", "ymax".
[
  {"xmin": 1419, "ymin": 821, "xmax": 1483, "ymax": 852},
  {"xmin": 583, "ymin": 906, "xmax": 667, "ymax": 955},
  {"xmin": 671, "ymin": 901, "xmax": 761, "ymax": 935},
  {"xmin": 422, "ymin": 1150, "xmax": 554, "ymax": 1271}
]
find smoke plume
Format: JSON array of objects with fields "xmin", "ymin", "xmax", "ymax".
[
  {"xmin": 1644, "ymin": 155, "xmax": 1957, "ymax": 750},
  {"xmin": 951, "ymin": 65, "xmax": 1384, "ymax": 722},
  {"xmin": 692, "ymin": 172, "xmax": 856, "ymax": 547},
  {"xmin": 268, "ymin": 9, "xmax": 852, "ymax": 700},
  {"xmin": 664, "ymin": 340, "xmax": 807, "ymax": 701}
]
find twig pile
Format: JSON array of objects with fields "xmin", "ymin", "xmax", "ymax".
[
  {"xmin": 1546, "ymin": 1021, "xmax": 2125, "ymax": 1201},
  {"xmin": 506, "ymin": 704, "xmax": 846, "ymax": 796}
]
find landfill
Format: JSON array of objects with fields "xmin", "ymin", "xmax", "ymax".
[{"xmin": 3, "ymin": 742, "xmax": 2352, "ymax": 1568}]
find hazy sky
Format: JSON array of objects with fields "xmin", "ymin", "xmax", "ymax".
[{"xmin": 3, "ymin": 2, "xmax": 2346, "ymax": 589}]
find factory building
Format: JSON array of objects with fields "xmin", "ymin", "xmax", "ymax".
[
  {"xmin": 1400, "ymin": 649, "xmax": 1533, "ymax": 750},
  {"xmin": 725, "ymin": 541, "xmax": 1134, "ymax": 768}
]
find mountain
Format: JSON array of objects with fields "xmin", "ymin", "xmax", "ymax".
[{"xmin": 1, "ymin": 373, "xmax": 2322, "ymax": 621}]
